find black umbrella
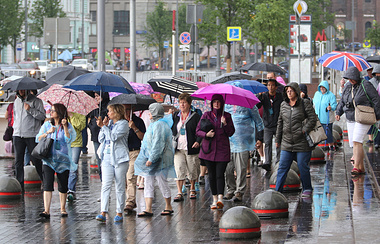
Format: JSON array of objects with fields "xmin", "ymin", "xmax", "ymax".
[
  {"xmin": 366, "ymin": 56, "xmax": 380, "ymax": 64},
  {"xmin": 38, "ymin": 80, "xmax": 70, "ymax": 94},
  {"xmin": 46, "ymin": 65, "xmax": 90, "ymax": 84},
  {"xmin": 1, "ymin": 77, "xmax": 47, "ymax": 91},
  {"xmin": 240, "ymin": 62, "xmax": 287, "ymax": 75},
  {"xmin": 211, "ymin": 72, "xmax": 252, "ymax": 84},
  {"xmin": 147, "ymin": 76, "xmax": 198, "ymax": 90},
  {"xmin": 148, "ymin": 81, "xmax": 198, "ymax": 98},
  {"xmin": 108, "ymin": 93, "xmax": 156, "ymax": 111}
]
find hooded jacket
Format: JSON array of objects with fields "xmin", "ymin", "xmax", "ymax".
[
  {"xmin": 369, "ymin": 64, "xmax": 380, "ymax": 89},
  {"xmin": 256, "ymin": 87, "xmax": 283, "ymax": 129},
  {"xmin": 196, "ymin": 94, "xmax": 235, "ymax": 162},
  {"xmin": 313, "ymin": 80, "xmax": 337, "ymax": 124},
  {"xmin": 276, "ymin": 82, "xmax": 317, "ymax": 152}
]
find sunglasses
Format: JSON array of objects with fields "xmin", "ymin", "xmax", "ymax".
[{"xmin": 50, "ymin": 109, "xmax": 56, "ymax": 113}]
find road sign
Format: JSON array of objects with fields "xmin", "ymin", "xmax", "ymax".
[
  {"xmin": 16, "ymin": 43, "xmax": 22, "ymax": 51},
  {"xmin": 180, "ymin": 32, "xmax": 191, "ymax": 45},
  {"xmin": 293, "ymin": 0, "xmax": 307, "ymax": 17},
  {"xmin": 227, "ymin": 27, "xmax": 241, "ymax": 41},
  {"xmin": 180, "ymin": 45, "xmax": 190, "ymax": 52},
  {"xmin": 164, "ymin": 41, "xmax": 169, "ymax": 48}
]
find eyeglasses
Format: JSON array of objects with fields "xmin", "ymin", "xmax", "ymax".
[{"xmin": 50, "ymin": 109, "xmax": 56, "ymax": 113}]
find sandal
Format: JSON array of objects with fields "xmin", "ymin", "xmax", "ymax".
[
  {"xmin": 161, "ymin": 209, "xmax": 174, "ymax": 216},
  {"xmin": 351, "ymin": 167, "xmax": 365, "ymax": 175},
  {"xmin": 173, "ymin": 193, "xmax": 184, "ymax": 202},
  {"xmin": 216, "ymin": 201, "xmax": 224, "ymax": 209},
  {"xmin": 137, "ymin": 211, "xmax": 153, "ymax": 217},
  {"xmin": 350, "ymin": 159, "xmax": 355, "ymax": 166},
  {"xmin": 246, "ymin": 172, "xmax": 251, "ymax": 178},
  {"xmin": 61, "ymin": 211, "xmax": 68, "ymax": 217},
  {"xmin": 39, "ymin": 211, "xmax": 50, "ymax": 219},
  {"xmin": 190, "ymin": 190, "xmax": 197, "ymax": 199},
  {"xmin": 210, "ymin": 204, "xmax": 217, "ymax": 209}
]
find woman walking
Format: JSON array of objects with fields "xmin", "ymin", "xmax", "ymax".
[
  {"xmin": 95, "ymin": 104, "xmax": 130, "ymax": 223},
  {"xmin": 36, "ymin": 104, "xmax": 77, "ymax": 219}
]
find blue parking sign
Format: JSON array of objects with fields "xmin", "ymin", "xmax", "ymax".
[
  {"xmin": 227, "ymin": 27, "xmax": 241, "ymax": 41},
  {"xmin": 164, "ymin": 41, "xmax": 169, "ymax": 48}
]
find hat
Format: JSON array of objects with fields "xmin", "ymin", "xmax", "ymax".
[{"xmin": 343, "ymin": 66, "xmax": 361, "ymax": 81}]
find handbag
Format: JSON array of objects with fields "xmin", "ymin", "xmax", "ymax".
[
  {"xmin": 3, "ymin": 126, "xmax": 13, "ymax": 141},
  {"xmin": 31, "ymin": 134, "xmax": 54, "ymax": 160},
  {"xmin": 199, "ymin": 118, "xmax": 215, "ymax": 154},
  {"xmin": 352, "ymin": 84, "xmax": 376, "ymax": 125},
  {"xmin": 301, "ymin": 99, "xmax": 327, "ymax": 148}
]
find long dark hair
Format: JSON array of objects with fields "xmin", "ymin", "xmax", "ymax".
[{"xmin": 50, "ymin": 103, "xmax": 68, "ymax": 126}]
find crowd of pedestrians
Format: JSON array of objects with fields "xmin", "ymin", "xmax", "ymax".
[{"xmin": 8, "ymin": 64, "xmax": 380, "ymax": 223}]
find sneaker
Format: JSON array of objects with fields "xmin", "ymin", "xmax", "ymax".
[
  {"xmin": 233, "ymin": 192, "xmax": 243, "ymax": 202},
  {"xmin": 67, "ymin": 192, "xmax": 76, "ymax": 202},
  {"xmin": 262, "ymin": 163, "xmax": 271, "ymax": 171},
  {"xmin": 223, "ymin": 192, "xmax": 234, "ymax": 200},
  {"xmin": 114, "ymin": 215, "xmax": 123, "ymax": 222},
  {"xmin": 329, "ymin": 146, "xmax": 336, "ymax": 151},
  {"xmin": 199, "ymin": 176, "xmax": 205, "ymax": 185},
  {"xmin": 301, "ymin": 190, "xmax": 312, "ymax": 198},
  {"xmin": 96, "ymin": 214, "xmax": 106, "ymax": 222},
  {"xmin": 194, "ymin": 182, "xmax": 200, "ymax": 192},
  {"xmin": 182, "ymin": 185, "xmax": 187, "ymax": 195}
]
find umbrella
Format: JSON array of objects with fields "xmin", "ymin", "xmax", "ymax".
[
  {"xmin": 38, "ymin": 84, "xmax": 98, "ymax": 115},
  {"xmin": 318, "ymin": 51, "xmax": 371, "ymax": 71},
  {"xmin": 58, "ymin": 49, "xmax": 73, "ymax": 61},
  {"xmin": 148, "ymin": 81, "xmax": 198, "ymax": 98},
  {"xmin": 196, "ymin": 81, "xmax": 212, "ymax": 89},
  {"xmin": 366, "ymin": 56, "xmax": 380, "ymax": 64},
  {"xmin": 129, "ymin": 82, "xmax": 159, "ymax": 95},
  {"xmin": 225, "ymin": 80, "xmax": 268, "ymax": 94},
  {"xmin": 1, "ymin": 77, "xmax": 47, "ymax": 91},
  {"xmin": 63, "ymin": 72, "xmax": 135, "ymax": 94},
  {"xmin": 276, "ymin": 76, "xmax": 287, "ymax": 86},
  {"xmin": 191, "ymin": 83, "xmax": 260, "ymax": 109},
  {"xmin": 46, "ymin": 66, "xmax": 90, "ymax": 84},
  {"xmin": 211, "ymin": 72, "xmax": 252, "ymax": 84},
  {"xmin": 240, "ymin": 62, "xmax": 287, "ymax": 75},
  {"xmin": 147, "ymin": 76, "xmax": 198, "ymax": 90},
  {"xmin": 108, "ymin": 93, "xmax": 156, "ymax": 111}
]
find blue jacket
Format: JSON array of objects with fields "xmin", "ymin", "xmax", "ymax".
[
  {"xmin": 98, "ymin": 119, "xmax": 130, "ymax": 167},
  {"xmin": 313, "ymin": 80, "xmax": 337, "ymax": 124}
]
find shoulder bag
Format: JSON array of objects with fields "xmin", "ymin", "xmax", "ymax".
[
  {"xmin": 199, "ymin": 118, "xmax": 215, "ymax": 154},
  {"xmin": 352, "ymin": 83, "xmax": 376, "ymax": 125},
  {"xmin": 31, "ymin": 127, "xmax": 58, "ymax": 160},
  {"xmin": 301, "ymin": 99, "xmax": 327, "ymax": 148}
]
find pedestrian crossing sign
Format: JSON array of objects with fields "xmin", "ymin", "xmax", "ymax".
[{"xmin": 227, "ymin": 27, "xmax": 241, "ymax": 41}]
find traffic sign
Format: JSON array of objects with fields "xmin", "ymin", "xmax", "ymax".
[
  {"xmin": 180, "ymin": 32, "xmax": 191, "ymax": 45},
  {"xmin": 180, "ymin": 45, "xmax": 190, "ymax": 52},
  {"xmin": 164, "ymin": 41, "xmax": 169, "ymax": 48},
  {"xmin": 16, "ymin": 43, "xmax": 22, "ymax": 51},
  {"xmin": 227, "ymin": 27, "xmax": 241, "ymax": 41},
  {"xmin": 293, "ymin": 0, "xmax": 308, "ymax": 17}
]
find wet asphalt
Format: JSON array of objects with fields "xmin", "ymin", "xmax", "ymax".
[{"xmin": 0, "ymin": 120, "xmax": 379, "ymax": 243}]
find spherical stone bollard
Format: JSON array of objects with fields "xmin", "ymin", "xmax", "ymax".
[
  {"xmin": 333, "ymin": 130, "xmax": 342, "ymax": 146},
  {"xmin": 219, "ymin": 206, "xmax": 261, "ymax": 239},
  {"xmin": 24, "ymin": 165, "xmax": 42, "ymax": 189},
  {"xmin": 89, "ymin": 155, "xmax": 99, "ymax": 173},
  {"xmin": 274, "ymin": 161, "xmax": 299, "ymax": 176},
  {"xmin": 0, "ymin": 175, "xmax": 22, "ymax": 200},
  {"xmin": 333, "ymin": 124, "xmax": 343, "ymax": 138},
  {"xmin": 252, "ymin": 189, "xmax": 289, "ymax": 218},
  {"xmin": 311, "ymin": 146, "xmax": 325, "ymax": 163},
  {"xmin": 269, "ymin": 169, "xmax": 300, "ymax": 192}
]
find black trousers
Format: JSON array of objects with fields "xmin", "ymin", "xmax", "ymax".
[
  {"xmin": 13, "ymin": 136, "xmax": 43, "ymax": 188},
  {"xmin": 203, "ymin": 160, "xmax": 228, "ymax": 195},
  {"xmin": 43, "ymin": 165, "xmax": 69, "ymax": 193}
]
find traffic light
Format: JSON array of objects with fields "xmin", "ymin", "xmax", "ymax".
[{"xmin": 289, "ymin": 25, "xmax": 298, "ymax": 54}]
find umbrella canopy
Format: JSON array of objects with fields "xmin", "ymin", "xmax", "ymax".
[
  {"xmin": 276, "ymin": 76, "xmax": 287, "ymax": 86},
  {"xmin": 366, "ymin": 56, "xmax": 380, "ymax": 64},
  {"xmin": 148, "ymin": 81, "xmax": 198, "ymax": 98},
  {"xmin": 211, "ymin": 72, "xmax": 252, "ymax": 84},
  {"xmin": 318, "ymin": 51, "xmax": 371, "ymax": 71},
  {"xmin": 63, "ymin": 71, "xmax": 135, "ymax": 94},
  {"xmin": 1, "ymin": 77, "xmax": 47, "ymax": 91},
  {"xmin": 58, "ymin": 49, "xmax": 73, "ymax": 61},
  {"xmin": 147, "ymin": 76, "xmax": 198, "ymax": 90},
  {"xmin": 225, "ymin": 80, "xmax": 268, "ymax": 94},
  {"xmin": 196, "ymin": 81, "xmax": 212, "ymax": 89},
  {"xmin": 108, "ymin": 93, "xmax": 156, "ymax": 111},
  {"xmin": 38, "ymin": 84, "xmax": 98, "ymax": 115},
  {"xmin": 191, "ymin": 83, "xmax": 260, "ymax": 109},
  {"xmin": 46, "ymin": 66, "xmax": 90, "ymax": 84},
  {"xmin": 239, "ymin": 62, "xmax": 287, "ymax": 75},
  {"xmin": 130, "ymin": 82, "xmax": 158, "ymax": 95}
]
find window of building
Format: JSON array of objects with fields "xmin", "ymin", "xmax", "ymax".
[
  {"xmin": 113, "ymin": 11, "xmax": 129, "ymax": 35},
  {"xmin": 90, "ymin": 11, "xmax": 96, "ymax": 22},
  {"xmin": 365, "ymin": 0, "xmax": 371, "ymax": 3},
  {"xmin": 365, "ymin": 21, "xmax": 372, "ymax": 37}
]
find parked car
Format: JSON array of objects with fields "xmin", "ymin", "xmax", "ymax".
[
  {"xmin": 0, "ymin": 63, "xmax": 22, "ymax": 79},
  {"xmin": 18, "ymin": 61, "xmax": 41, "ymax": 79},
  {"xmin": 178, "ymin": 57, "xmax": 193, "ymax": 69},
  {"xmin": 71, "ymin": 59, "xmax": 94, "ymax": 70},
  {"xmin": 50, "ymin": 61, "xmax": 66, "ymax": 68},
  {"xmin": 220, "ymin": 62, "xmax": 238, "ymax": 71},
  {"xmin": 35, "ymin": 60, "xmax": 51, "ymax": 73},
  {"xmin": 198, "ymin": 57, "xmax": 217, "ymax": 69}
]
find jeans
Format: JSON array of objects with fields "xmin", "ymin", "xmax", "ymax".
[
  {"xmin": 275, "ymin": 150, "xmax": 312, "ymax": 192},
  {"xmin": 24, "ymin": 147, "xmax": 30, "ymax": 166},
  {"xmin": 68, "ymin": 147, "xmax": 82, "ymax": 192},
  {"xmin": 93, "ymin": 141, "xmax": 101, "ymax": 179},
  {"xmin": 101, "ymin": 160, "xmax": 129, "ymax": 214}
]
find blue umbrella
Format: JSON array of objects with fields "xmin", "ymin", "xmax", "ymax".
[
  {"xmin": 58, "ymin": 49, "xmax": 73, "ymax": 61},
  {"xmin": 226, "ymin": 79, "xmax": 268, "ymax": 94}
]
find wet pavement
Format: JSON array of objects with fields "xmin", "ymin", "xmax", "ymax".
[{"xmin": 0, "ymin": 121, "xmax": 380, "ymax": 243}]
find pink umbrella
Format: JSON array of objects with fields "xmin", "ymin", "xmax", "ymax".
[
  {"xmin": 130, "ymin": 82, "xmax": 158, "ymax": 95},
  {"xmin": 196, "ymin": 81, "xmax": 212, "ymax": 89},
  {"xmin": 276, "ymin": 76, "xmax": 286, "ymax": 86},
  {"xmin": 191, "ymin": 83, "xmax": 260, "ymax": 109},
  {"xmin": 38, "ymin": 84, "xmax": 98, "ymax": 115}
]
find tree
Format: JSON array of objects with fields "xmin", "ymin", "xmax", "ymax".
[
  {"xmin": 144, "ymin": 1, "xmax": 172, "ymax": 70},
  {"xmin": 178, "ymin": 4, "xmax": 191, "ymax": 34},
  {"xmin": 198, "ymin": 6, "xmax": 218, "ymax": 68},
  {"xmin": 0, "ymin": 0, "xmax": 23, "ymax": 63},
  {"xmin": 367, "ymin": 21, "xmax": 380, "ymax": 52}
]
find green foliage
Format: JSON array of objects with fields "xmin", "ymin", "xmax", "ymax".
[
  {"xmin": 0, "ymin": 0, "xmax": 23, "ymax": 48},
  {"xmin": 178, "ymin": 4, "xmax": 191, "ymax": 34},
  {"xmin": 198, "ymin": 6, "xmax": 217, "ymax": 47},
  {"xmin": 366, "ymin": 21, "xmax": 380, "ymax": 51},
  {"xmin": 28, "ymin": 0, "xmax": 66, "ymax": 38}
]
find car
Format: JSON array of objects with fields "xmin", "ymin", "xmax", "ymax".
[
  {"xmin": 71, "ymin": 59, "xmax": 94, "ymax": 70},
  {"xmin": 0, "ymin": 64, "xmax": 22, "ymax": 79},
  {"xmin": 178, "ymin": 57, "xmax": 193, "ymax": 69},
  {"xmin": 35, "ymin": 60, "xmax": 51, "ymax": 73},
  {"xmin": 18, "ymin": 61, "xmax": 41, "ymax": 79},
  {"xmin": 198, "ymin": 57, "xmax": 217, "ymax": 68},
  {"xmin": 220, "ymin": 62, "xmax": 238, "ymax": 71}
]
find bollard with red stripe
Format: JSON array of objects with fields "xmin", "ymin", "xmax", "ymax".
[
  {"xmin": 310, "ymin": 146, "xmax": 325, "ymax": 163},
  {"xmin": 333, "ymin": 124, "xmax": 343, "ymax": 138},
  {"xmin": 0, "ymin": 175, "xmax": 22, "ymax": 200},
  {"xmin": 219, "ymin": 206, "xmax": 261, "ymax": 239},
  {"xmin": 274, "ymin": 161, "xmax": 300, "ymax": 176},
  {"xmin": 89, "ymin": 156, "xmax": 99, "ymax": 173},
  {"xmin": 24, "ymin": 165, "xmax": 42, "ymax": 190},
  {"xmin": 333, "ymin": 130, "xmax": 342, "ymax": 146},
  {"xmin": 252, "ymin": 190, "xmax": 289, "ymax": 218},
  {"xmin": 269, "ymin": 169, "xmax": 301, "ymax": 192}
]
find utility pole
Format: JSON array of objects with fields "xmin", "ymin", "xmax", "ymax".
[
  {"xmin": 130, "ymin": 0, "xmax": 136, "ymax": 82},
  {"xmin": 82, "ymin": 0, "xmax": 84, "ymax": 58},
  {"xmin": 24, "ymin": 0, "xmax": 28, "ymax": 60},
  {"xmin": 97, "ymin": 0, "xmax": 105, "ymax": 71}
]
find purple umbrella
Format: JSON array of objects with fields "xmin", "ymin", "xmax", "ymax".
[{"xmin": 191, "ymin": 83, "xmax": 259, "ymax": 109}]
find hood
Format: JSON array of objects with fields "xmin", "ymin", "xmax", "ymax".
[
  {"xmin": 318, "ymin": 80, "xmax": 330, "ymax": 92},
  {"xmin": 149, "ymin": 103, "xmax": 164, "ymax": 122},
  {"xmin": 299, "ymin": 84, "xmax": 308, "ymax": 97},
  {"xmin": 283, "ymin": 82, "xmax": 300, "ymax": 102},
  {"xmin": 343, "ymin": 66, "xmax": 361, "ymax": 81},
  {"xmin": 372, "ymin": 64, "xmax": 380, "ymax": 75},
  {"xmin": 211, "ymin": 94, "xmax": 225, "ymax": 115}
]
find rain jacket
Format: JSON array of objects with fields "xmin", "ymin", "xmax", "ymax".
[
  {"xmin": 256, "ymin": 89, "xmax": 283, "ymax": 129},
  {"xmin": 196, "ymin": 94, "xmax": 235, "ymax": 162},
  {"xmin": 224, "ymin": 81, "xmax": 264, "ymax": 153},
  {"xmin": 68, "ymin": 112, "xmax": 86, "ymax": 148},
  {"xmin": 276, "ymin": 82, "xmax": 317, "ymax": 152},
  {"xmin": 134, "ymin": 103, "xmax": 175, "ymax": 178},
  {"xmin": 13, "ymin": 94, "xmax": 46, "ymax": 138},
  {"xmin": 36, "ymin": 121, "xmax": 77, "ymax": 173},
  {"xmin": 313, "ymin": 80, "xmax": 337, "ymax": 125},
  {"xmin": 88, "ymin": 102, "xmax": 108, "ymax": 142},
  {"xmin": 98, "ymin": 119, "xmax": 130, "ymax": 167}
]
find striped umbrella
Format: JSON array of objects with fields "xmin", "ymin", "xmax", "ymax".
[
  {"xmin": 147, "ymin": 76, "xmax": 198, "ymax": 90},
  {"xmin": 318, "ymin": 51, "xmax": 371, "ymax": 71},
  {"xmin": 148, "ymin": 80, "xmax": 197, "ymax": 98}
]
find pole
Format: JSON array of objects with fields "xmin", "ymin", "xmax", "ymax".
[
  {"xmin": 56, "ymin": 18, "xmax": 58, "ymax": 66},
  {"xmin": 130, "ymin": 0, "xmax": 136, "ymax": 82},
  {"xmin": 24, "ymin": 0, "xmax": 28, "ymax": 60},
  {"xmin": 97, "ymin": 0, "xmax": 105, "ymax": 71},
  {"xmin": 82, "ymin": 0, "xmax": 85, "ymax": 58},
  {"xmin": 194, "ymin": 5, "xmax": 197, "ymax": 72},
  {"xmin": 351, "ymin": 0, "xmax": 355, "ymax": 53},
  {"xmin": 232, "ymin": 42, "xmax": 235, "ymax": 72},
  {"xmin": 175, "ymin": 0, "xmax": 179, "ymax": 71},
  {"xmin": 297, "ymin": 16, "xmax": 301, "ymax": 84},
  {"xmin": 216, "ymin": 17, "xmax": 221, "ymax": 76},
  {"xmin": 172, "ymin": 10, "xmax": 176, "ymax": 75}
]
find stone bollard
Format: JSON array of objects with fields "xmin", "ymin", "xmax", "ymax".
[
  {"xmin": 311, "ymin": 146, "xmax": 325, "ymax": 163},
  {"xmin": 333, "ymin": 130, "xmax": 342, "ymax": 146},
  {"xmin": 269, "ymin": 169, "xmax": 300, "ymax": 192},
  {"xmin": 219, "ymin": 206, "xmax": 261, "ymax": 239},
  {"xmin": 333, "ymin": 124, "xmax": 343, "ymax": 138},
  {"xmin": 274, "ymin": 161, "xmax": 300, "ymax": 176},
  {"xmin": 24, "ymin": 165, "xmax": 42, "ymax": 189},
  {"xmin": 252, "ymin": 189, "xmax": 289, "ymax": 218},
  {"xmin": 0, "ymin": 175, "xmax": 22, "ymax": 200},
  {"xmin": 89, "ymin": 155, "xmax": 99, "ymax": 173}
]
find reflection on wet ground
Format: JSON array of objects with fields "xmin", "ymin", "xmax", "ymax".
[{"xmin": 0, "ymin": 124, "xmax": 380, "ymax": 242}]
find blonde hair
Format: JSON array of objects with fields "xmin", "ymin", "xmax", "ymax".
[{"xmin": 107, "ymin": 104, "xmax": 125, "ymax": 121}]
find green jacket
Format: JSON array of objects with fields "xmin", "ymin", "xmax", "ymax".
[{"xmin": 69, "ymin": 112, "xmax": 86, "ymax": 148}]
